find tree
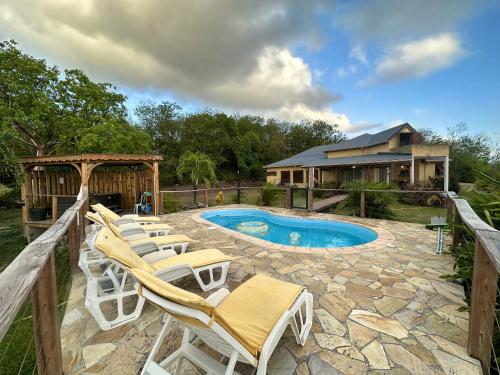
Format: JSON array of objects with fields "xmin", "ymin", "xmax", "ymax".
[
  {"xmin": 176, "ymin": 151, "xmax": 216, "ymax": 203},
  {"xmin": 286, "ymin": 120, "xmax": 346, "ymax": 154},
  {"xmin": 0, "ymin": 40, "xmax": 127, "ymax": 157},
  {"xmin": 77, "ymin": 120, "xmax": 153, "ymax": 154}
]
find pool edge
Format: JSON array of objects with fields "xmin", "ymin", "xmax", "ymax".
[{"xmin": 191, "ymin": 206, "xmax": 396, "ymax": 254}]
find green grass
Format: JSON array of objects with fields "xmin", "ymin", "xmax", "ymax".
[
  {"xmin": 0, "ymin": 209, "xmax": 72, "ymax": 374},
  {"xmin": 390, "ymin": 203, "xmax": 446, "ymax": 224},
  {"xmin": 331, "ymin": 203, "xmax": 446, "ymax": 225}
]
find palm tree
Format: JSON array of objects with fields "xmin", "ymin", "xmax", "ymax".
[{"xmin": 176, "ymin": 151, "xmax": 216, "ymax": 204}]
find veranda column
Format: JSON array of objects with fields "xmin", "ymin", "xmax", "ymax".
[
  {"xmin": 444, "ymin": 156, "xmax": 449, "ymax": 192},
  {"xmin": 307, "ymin": 167, "xmax": 314, "ymax": 211},
  {"xmin": 410, "ymin": 156, "xmax": 415, "ymax": 185}
]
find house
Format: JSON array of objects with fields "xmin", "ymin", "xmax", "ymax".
[{"xmin": 264, "ymin": 123, "xmax": 450, "ymax": 191}]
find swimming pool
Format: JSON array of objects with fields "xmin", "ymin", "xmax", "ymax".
[{"xmin": 201, "ymin": 209, "xmax": 377, "ymax": 248}]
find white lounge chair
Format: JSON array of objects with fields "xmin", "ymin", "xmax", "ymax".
[
  {"xmin": 87, "ymin": 211, "xmax": 172, "ymax": 239},
  {"xmin": 92, "ymin": 202, "xmax": 161, "ymax": 225},
  {"xmin": 131, "ymin": 268, "xmax": 313, "ymax": 375},
  {"xmin": 82, "ymin": 228, "xmax": 233, "ymax": 331},
  {"xmin": 86, "ymin": 212, "xmax": 195, "ymax": 253}
]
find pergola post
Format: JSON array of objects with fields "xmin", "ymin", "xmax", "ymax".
[{"xmin": 153, "ymin": 161, "xmax": 160, "ymax": 215}]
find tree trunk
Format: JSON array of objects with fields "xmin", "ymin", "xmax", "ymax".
[{"xmin": 193, "ymin": 183, "xmax": 197, "ymax": 204}]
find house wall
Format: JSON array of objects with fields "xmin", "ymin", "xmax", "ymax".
[
  {"xmin": 326, "ymin": 143, "xmax": 390, "ymax": 158},
  {"xmin": 265, "ymin": 167, "xmax": 308, "ymax": 187},
  {"xmin": 417, "ymin": 161, "xmax": 438, "ymax": 183}
]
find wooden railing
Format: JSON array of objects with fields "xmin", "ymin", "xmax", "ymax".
[
  {"xmin": 447, "ymin": 191, "xmax": 500, "ymax": 374},
  {"xmin": 0, "ymin": 187, "xmax": 87, "ymax": 374}
]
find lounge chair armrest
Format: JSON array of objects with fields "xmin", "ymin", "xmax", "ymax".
[
  {"xmin": 126, "ymin": 232, "xmax": 150, "ymax": 240},
  {"xmin": 142, "ymin": 250, "xmax": 177, "ymax": 263},
  {"xmin": 206, "ymin": 288, "xmax": 230, "ymax": 306}
]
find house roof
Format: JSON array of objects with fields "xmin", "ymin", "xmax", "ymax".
[
  {"xmin": 263, "ymin": 145, "xmax": 328, "ymax": 168},
  {"xmin": 20, "ymin": 153, "xmax": 163, "ymax": 166},
  {"xmin": 264, "ymin": 123, "xmax": 413, "ymax": 169},
  {"xmin": 322, "ymin": 123, "xmax": 414, "ymax": 152},
  {"xmin": 302, "ymin": 153, "xmax": 412, "ymax": 167}
]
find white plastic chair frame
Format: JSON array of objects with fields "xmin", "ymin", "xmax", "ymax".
[
  {"xmin": 98, "ymin": 211, "xmax": 172, "ymax": 237},
  {"xmin": 79, "ymin": 233, "xmax": 231, "ymax": 330},
  {"xmin": 139, "ymin": 283, "xmax": 313, "ymax": 375}
]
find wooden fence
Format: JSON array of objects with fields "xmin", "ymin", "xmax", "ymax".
[
  {"xmin": 0, "ymin": 187, "xmax": 88, "ymax": 374},
  {"xmin": 447, "ymin": 192, "xmax": 500, "ymax": 374},
  {"xmin": 26, "ymin": 169, "xmax": 152, "ymax": 210}
]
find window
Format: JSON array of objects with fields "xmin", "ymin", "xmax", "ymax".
[
  {"xmin": 266, "ymin": 171, "xmax": 277, "ymax": 177},
  {"xmin": 377, "ymin": 166, "xmax": 391, "ymax": 184},
  {"xmin": 281, "ymin": 170, "xmax": 290, "ymax": 183},
  {"xmin": 341, "ymin": 167, "xmax": 362, "ymax": 184},
  {"xmin": 293, "ymin": 170, "xmax": 304, "ymax": 183},
  {"xmin": 399, "ymin": 132, "xmax": 411, "ymax": 146}
]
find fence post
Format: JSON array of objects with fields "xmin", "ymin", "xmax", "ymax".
[
  {"xmin": 79, "ymin": 202, "xmax": 86, "ymax": 241},
  {"xmin": 468, "ymin": 232, "xmax": 497, "ymax": 373},
  {"xmin": 68, "ymin": 216, "xmax": 80, "ymax": 273},
  {"xmin": 360, "ymin": 190, "xmax": 366, "ymax": 218},
  {"xmin": 204, "ymin": 189, "xmax": 209, "ymax": 207},
  {"xmin": 31, "ymin": 253, "xmax": 63, "ymax": 375},
  {"xmin": 286, "ymin": 188, "xmax": 292, "ymax": 209}
]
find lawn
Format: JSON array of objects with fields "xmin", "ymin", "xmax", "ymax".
[
  {"xmin": 330, "ymin": 202, "xmax": 446, "ymax": 225},
  {"xmin": 390, "ymin": 203, "xmax": 446, "ymax": 225},
  {"xmin": 0, "ymin": 209, "xmax": 72, "ymax": 374}
]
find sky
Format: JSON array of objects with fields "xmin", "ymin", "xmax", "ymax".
[{"xmin": 0, "ymin": 0, "xmax": 499, "ymax": 138}]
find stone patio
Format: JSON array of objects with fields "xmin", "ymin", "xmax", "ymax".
[{"xmin": 61, "ymin": 205, "xmax": 482, "ymax": 374}]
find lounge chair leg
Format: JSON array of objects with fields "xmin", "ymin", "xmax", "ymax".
[
  {"xmin": 141, "ymin": 315, "xmax": 173, "ymax": 375},
  {"xmin": 174, "ymin": 357, "xmax": 184, "ymax": 375},
  {"xmin": 225, "ymin": 350, "xmax": 239, "ymax": 375}
]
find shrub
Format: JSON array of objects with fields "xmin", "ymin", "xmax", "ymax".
[
  {"xmin": 0, "ymin": 184, "xmax": 21, "ymax": 208},
  {"xmin": 339, "ymin": 181, "xmax": 397, "ymax": 219},
  {"xmin": 230, "ymin": 190, "xmax": 247, "ymax": 204},
  {"xmin": 261, "ymin": 182, "xmax": 280, "ymax": 206},
  {"xmin": 215, "ymin": 191, "xmax": 224, "ymax": 205},
  {"xmin": 163, "ymin": 193, "xmax": 181, "ymax": 213}
]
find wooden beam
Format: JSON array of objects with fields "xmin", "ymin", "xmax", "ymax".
[
  {"xmin": 0, "ymin": 194, "xmax": 86, "ymax": 341},
  {"xmin": 51, "ymin": 196, "xmax": 58, "ymax": 223},
  {"xmin": 468, "ymin": 235, "xmax": 497, "ymax": 372},
  {"xmin": 153, "ymin": 161, "xmax": 160, "ymax": 215},
  {"xmin": 31, "ymin": 253, "xmax": 63, "ymax": 375},
  {"xmin": 67, "ymin": 217, "xmax": 79, "ymax": 273}
]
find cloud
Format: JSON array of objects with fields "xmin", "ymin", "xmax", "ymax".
[
  {"xmin": 338, "ymin": 0, "xmax": 479, "ymax": 44},
  {"xmin": 363, "ymin": 33, "xmax": 466, "ymax": 84},
  {"xmin": 0, "ymin": 0, "xmax": 352, "ymax": 128},
  {"xmin": 349, "ymin": 46, "xmax": 368, "ymax": 65}
]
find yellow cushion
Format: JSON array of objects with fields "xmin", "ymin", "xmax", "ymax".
[
  {"xmin": 92, "ymin": 203, "xmax": 121, "ymax": 222},
  {"xmin": 99, "ymin": 215, "xmax": 125, "ymax": 239},
  {"xmin": 128, "ymin": 235, "xmax": 198, "ymax": 247},
  {"xmin": 214, "ymin": 274, "xmax": 304, "ymax": 357},
  {"xmin": 86, "ymin": 212, "xmax": 105, "ymax": 226},
  {"xmin": 152, "ymin": 249, "xmax": 233, "ymax": 270},
  {"xmin": 94, "ymin": 228, "xmax": 155, "ymax": 273},
  {"xmin": 143, "ymin": 223, "xmax": 173, "ymax": 231},
  {"xmin": 131, "ymin": 268, "xmax": 214, "ymax": 316}
]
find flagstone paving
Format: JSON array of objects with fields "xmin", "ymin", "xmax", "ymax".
[{"xmin": 61, "ymin": 205, "xmax": 482, "ymax": 374}]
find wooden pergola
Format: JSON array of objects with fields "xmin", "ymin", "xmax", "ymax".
[{"xmin": 20, "ymin": 153, "xmax": 163, "ymax": 239}]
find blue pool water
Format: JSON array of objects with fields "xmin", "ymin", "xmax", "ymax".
[{"xmin": 201, "ymin": 209, "xmax": 377, "ymax": 248}]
